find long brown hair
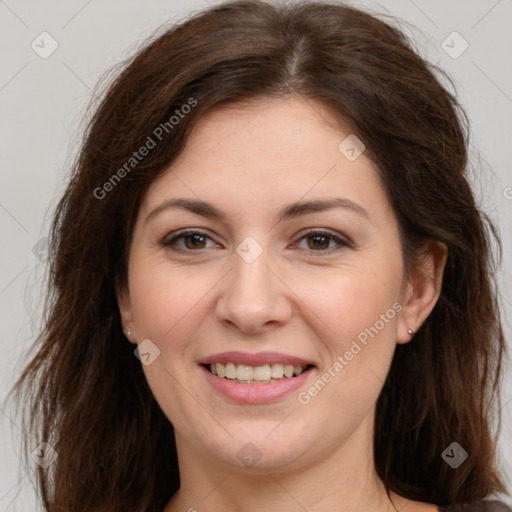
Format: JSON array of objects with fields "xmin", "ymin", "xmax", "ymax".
[{"xmin": 5, "ymin": 1, "xmax": 509, "ymax": 510}]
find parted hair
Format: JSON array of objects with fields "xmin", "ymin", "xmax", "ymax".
[{"xmin": 6, "ymin": 1, "xmax": 509, "ymax": 510}]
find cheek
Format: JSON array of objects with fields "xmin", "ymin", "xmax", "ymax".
[
  {"xmin": 342, "ymin": 276, "xmax": 400, "ymax": 338},
  {"xmin": 300, "ymin": 258, "xmax": 403, "ymax": 403},
  {"xmin": 291, "ymin": 273, "xmax": 401, "ymax": 434},
  {"xmin": 126, "ymin": 258, "xmax": 209, "ymax": 425},
  {"xmin": 127, "ymin": 253, "xmax": 212, "ymax": 343},
  {"xmin": 298, "ymin": 265, "xmax": 402, "ymax": 349}
]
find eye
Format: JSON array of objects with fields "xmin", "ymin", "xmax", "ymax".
[
  {"xmin": 293, "ymin": 229, "xmax": 352, "ymax": 253},
  {"xmin": 160, "ymin": 228, "xmax": 352, "ymax": 254},
  {"xmin": 160, "ymin": 229, "xmax": 217, "ymax": 252}
]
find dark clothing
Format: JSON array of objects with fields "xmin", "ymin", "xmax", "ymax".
[{"xmin": 439, "ymin": 500, "xmax": 512, "ymax": 511}]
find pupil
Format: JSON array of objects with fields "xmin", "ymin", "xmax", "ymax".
[
  {"xmin": 187, "ymin": 234, "xmax": 205, "ymax": 249},
  {"xmin": 310, "ymin": 235, "xmax": 328, "ymax": 250},
  {"xmin": 184, "ymin": 234, "xmax": 330, "ymax": 251}
]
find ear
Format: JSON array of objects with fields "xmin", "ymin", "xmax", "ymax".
[
  {"xmin": 116, "ymin": 284, "xmax": 137, "ymax": 344},
  {"xmin": 397, "ymin": 240, "xmax": 448, "ymax": 344}
]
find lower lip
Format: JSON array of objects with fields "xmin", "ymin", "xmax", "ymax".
[{"xmin": 199, "ymin": 365, "xmax": 315, "ymax": 404}]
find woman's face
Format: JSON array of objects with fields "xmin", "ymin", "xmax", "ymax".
[{"xmin": 118, "ymin": 96, "xmax": 438, "ymax": 473}]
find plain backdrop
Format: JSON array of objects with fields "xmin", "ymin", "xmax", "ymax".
[{"xmin": 1, "ymin": 0, "xmax": 511, "ymax": 509}]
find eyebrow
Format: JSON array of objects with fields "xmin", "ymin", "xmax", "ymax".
[{"xmin": 144, "ymin": 196, "xmax": 370, "ymax": 224}]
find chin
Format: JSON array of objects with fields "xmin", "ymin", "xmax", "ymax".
[{"xmin": 203, "ymin": 428, "xmax": 314, "ymax": 474}]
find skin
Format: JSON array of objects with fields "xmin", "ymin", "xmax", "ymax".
[{"xmin": 118, "ymin": 96, "xmax": 447, "ymax": 512}]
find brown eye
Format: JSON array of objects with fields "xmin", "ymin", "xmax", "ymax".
[
  {"xmin": 295, "ymin": 230, "xmax": 351, "ymax": 253},
  {"xmin": 161, "ymin": 230, "xmax": 216, "ymax": 252},
  {"xmin": 306, "ymin": 234, "xmax": 331, "ymax": 250},
  {"xmin": 183, "ymin": 233, "xmax": 207, "ymax": 249},
  {"xmin": 161, "ymin": 229, "xmax": 351, "ymax": 255}
]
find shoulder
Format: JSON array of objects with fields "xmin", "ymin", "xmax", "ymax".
[{"xmin": 439, "ymin": 500, "xmax": 512, "ymax": 512}]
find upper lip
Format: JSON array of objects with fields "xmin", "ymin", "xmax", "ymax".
[{"xmin": 197, "ymin": 351, "xmax": 316, "ymax": 368}]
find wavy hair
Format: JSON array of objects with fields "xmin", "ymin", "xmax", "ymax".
[{"xmin": 5, "ymin": 1, "xmax": 509, "ymax": 510}]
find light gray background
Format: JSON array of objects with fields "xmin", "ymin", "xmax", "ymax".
[{"xmin": 1, "ymin": 0, "xmax": 511, "ymax": 509}]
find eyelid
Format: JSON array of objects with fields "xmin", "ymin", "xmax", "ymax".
[
  {"xmin": 160, "ymin": 227, "xmax": 352, "ymax": 253},
  {"xmin": 160, "ymin": 228, "xmax": 219, "ymax": 251},
  {"xmin": 291, "ymin": 228, "xmax": 352, "ymax": 251}
]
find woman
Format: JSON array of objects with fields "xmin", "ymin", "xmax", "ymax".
[{"xmin": 6, "ymin": 1, "xmax": 511, "ymax": 511}]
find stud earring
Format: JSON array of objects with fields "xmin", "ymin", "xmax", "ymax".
[
  {"xmin": 407, "ymin": 328, "xmax": 414, "ymax": 335},
  {"xmin": 126, "ymin": 328, "xmax": 131, "ymax": 338}
]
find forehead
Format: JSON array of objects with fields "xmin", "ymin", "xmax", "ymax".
[
  {"xmin": 178, "ymin": 96, "xmax": 347, "ymax": 162},
  {"xmin": 138, "ymin": 96, "xmax": 391, "ymax": 225}
]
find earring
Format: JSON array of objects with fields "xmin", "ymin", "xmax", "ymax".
[
  {"xmin": 126, "ymin": 328, "xmax": 131, "ymax": 338},
  {"xmin": 407, "ymin": 328, "xmax": 414, "ymax": 335}
]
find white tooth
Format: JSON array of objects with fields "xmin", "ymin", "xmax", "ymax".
[
  {"xmin": 270, "ymin": 363, "xmax": 285, "ymax": 379},
  {"xmin": 236, "ymin": 364, "xmax": 253, "ymax": 381},
  {"xmin": 284, "ymin": 364, "xmax": 294, "ymax": 378},
  {"xmin": 214, "ymin": 362, "xmax": 305, "ymax": 380},
  {"xmin": 216, "ymin": 362, "xmax": 226, "ymax": 378},
  {"xmin": 253, "ymin": 365, "xmax": 271, "ymax": 381},
  {"xmin": 225, "ymin": 362, "xmax": 237, "ymax": 379}
]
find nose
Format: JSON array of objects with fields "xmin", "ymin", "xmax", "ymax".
[{"xmin": 215, "ymin": 245, "xmax": 293, "ymax": 335}]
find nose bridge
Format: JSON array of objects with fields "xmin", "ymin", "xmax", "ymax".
[
  {"xmin": 233, "ymin": 239, "xmax": 272, "ymax": 292},
  {"xmin": 215, "ymin": 235, "xmax": 292, "ymax": 332}
]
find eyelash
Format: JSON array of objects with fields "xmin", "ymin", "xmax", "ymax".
[{"xmin": 160, "ymin": 228, "xmax": 352, "ymax": 255}]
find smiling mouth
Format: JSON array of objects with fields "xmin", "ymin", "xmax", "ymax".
[{"xmin": 203, "ymin": 362, "xmax": 315, "ymax": 384}]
